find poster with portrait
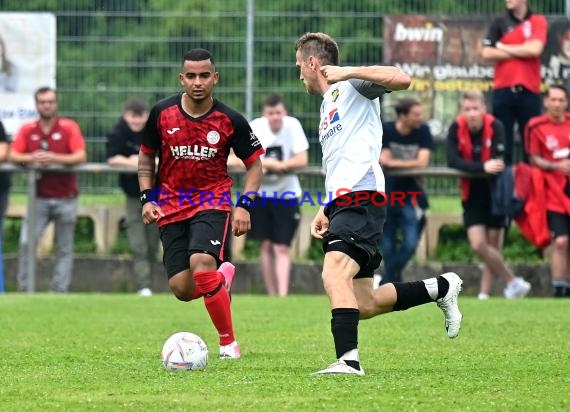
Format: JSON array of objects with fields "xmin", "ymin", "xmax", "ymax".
[
  {"xmin": 383, "ymin": 14, "xmax": 570, "ymax": 139},
  {"xmin": 0, "ymin": 13, "xmax": 56, "ymax": 135},
  {"xmin": 383, "ymin": 15, "xmax": 493, "ymax": 139},
  {"xmin": 543, "ymin": 17, "xmax": 570, "ymax": 86}
]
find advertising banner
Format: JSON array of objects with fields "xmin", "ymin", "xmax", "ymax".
[{"xmin": 0, "ymin": 13, "xmax": 56, "ymax": 135}]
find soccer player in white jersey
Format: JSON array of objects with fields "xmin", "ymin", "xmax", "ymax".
[{"xmin": 295, "ymin": 32, "xmax": 464, "ymax": 375}]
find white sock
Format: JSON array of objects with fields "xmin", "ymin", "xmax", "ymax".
[
  {"xmin": 339, "ymin": 348, "xmax": 360, "ymax": 362},
  {"xmin": 422, "ymin": 277, "xmax": 439, "ymax": 300}
]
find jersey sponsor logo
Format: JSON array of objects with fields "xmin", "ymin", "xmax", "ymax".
[
  {"xmin": 329, "ymin": 108, "xmax": 340, "ymax": 124},
  {"xmin": 393, "ymin": 22, "xmax": 443, "ymax": 42},
  {"xmin": 319, "ymin": 107, "xmax": 343, "ymax": 145},
  {"xmin": 206, "ymin": 131, "xmax": 220, "ymax": 145},
  {"xmin": 170, "ymin": 144, "xmax": 217, "ymax": 160},
  {"xmin": 167, "ymin": 127, "xmax": 180, "ymax": 135}
]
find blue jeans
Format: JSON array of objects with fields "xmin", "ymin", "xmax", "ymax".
[
  {"xmin": 492, "ymin": 87, "xmax": 541, "ymax": 165},
  {"xmin": 380, "ymin": 202, "xmax": 419, "ymax": 284}
]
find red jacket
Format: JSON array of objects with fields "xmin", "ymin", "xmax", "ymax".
[
  {"xmin": 513, "ymin": 163, "xmax": 551, "ymax": 249},
  {"xmin": 456, "ymin": 114, "xmax": 494, "ymax": 202}
]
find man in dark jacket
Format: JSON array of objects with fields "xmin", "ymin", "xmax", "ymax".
[{"xmin": 107, "ymin": 97, "xmax": 160, "ymax": 296}]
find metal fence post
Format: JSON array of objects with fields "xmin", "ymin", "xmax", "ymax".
[
  {"xmin": 26, "ymin": 167, "xmax": 37, "ymax": 293},
  {"xmin": 0, "ymin": 236, "xmax": 4, "ymax": 293}
]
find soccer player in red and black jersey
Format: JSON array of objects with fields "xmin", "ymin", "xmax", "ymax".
[
  {"xmin": 527, "ymin": 85, "xmax": 570, "ymax": 296},
  {"xmin": 138, "ymin": 49, "xmax": 264, "ymax": 359},
  {"xmin": 481, "ymin": 0, "xmax": 547, "ymax": 165}
]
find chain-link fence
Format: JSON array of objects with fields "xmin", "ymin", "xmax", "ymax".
[{"xmin": 1, "ymin": 0, "xmax": 567, "ymax": 194}]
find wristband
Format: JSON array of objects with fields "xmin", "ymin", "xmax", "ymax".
[
  {"xmin": 140, "ymin": 189, "xmax": 152, "ymax": 206},
  {"xmin": 236, "ymin": 195, "xmax": 255, "ymax": 213}
]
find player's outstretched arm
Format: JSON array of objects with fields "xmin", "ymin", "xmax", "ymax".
[{"xmin": 320, "ymin": 65, "xmax": 411, "ymax": 91}]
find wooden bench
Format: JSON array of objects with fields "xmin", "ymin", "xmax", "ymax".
[
  {"xmin": 6, "ymin": 203, "xmax": 109, "ymax": 255},
  {"xmin": 6, "ymin": 204, "xmax": 316, "ymax": 260},
  {"xmin": 425, "ymin": 212, "xmax": 463, "ymax": 259}
]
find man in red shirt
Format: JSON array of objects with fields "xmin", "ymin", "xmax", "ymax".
[
  {"xmin": 138, "ymin": 49, "xmax": 264, "ymax": 359},
  {"xmin": 482, "ymin": 0, "xmax": 547, "ymax": 165},
  {"xmin": 527, "ymin": 85, "xmax": 570, "ymax": 297},
  {"xmin": 9, "ymin": 87, "xmax": 86, "ymax": 292}
]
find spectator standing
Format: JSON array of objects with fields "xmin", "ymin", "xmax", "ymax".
[
  {"xmin": 9, "ymin": 87, "xmax": 86, "ymax": 292},
  {"xmin": 481, "ymin": 0, "xmax": 547, "ymax": 164},
  {"xmin": 379, "ymin": 97, "xmax": 432, "ymax": 284},
  {"xmin": 248, "ymin": 94, "xmax": 309, "ymax": 296},
  {"xmin": 107, "ymin": 97, "xmax": 160, "ymax": 297},
  {"xmin": 447, "ymin": 90, "xmax": 531, "ymax": 299},
  {"xmin": 526, "ymin": 85, "xmax": 570, "ymax": 297}
]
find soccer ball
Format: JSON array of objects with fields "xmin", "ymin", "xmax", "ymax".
[{"xmin": 161, "ymin": 332, "xmax": 209, "ymax": 372}]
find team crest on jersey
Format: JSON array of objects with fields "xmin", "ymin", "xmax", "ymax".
[
  {"xmin": 522, "ymin": 21, "xmax": 531, "ymax": 38},
  {"xmin": 206, "ymin": 130, "xmax": 220, "ymax": 145},
  {"xmin": 331, "ymin": 88, "xmax": 339, "ymax": 102},
  {"xmin": 52, "ymin": 132, "xmax": 62, "ymax": 141}
]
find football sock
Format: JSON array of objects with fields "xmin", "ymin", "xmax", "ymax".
[
  {"xmin": 393, "ymin": 281, "xmax": 432, "ymax": 311},
  {"xmin": 564, "ymin": 280, "xmax": 570, "ymax": 297},
  {"xmin": 552, "ymin": 279, "xmax": 566, "ymax": 297},
  {"xmin": 194, "ymin": 270, "xmax": 235, "ymax": 345},
  {"xmin": 393, "ymin": 275, "xmax": 450, "ymax": 311},
  {"xmin": 436, "ymin": 276, "xmax": 450, "ymax": 300},
  {"xmin": 331, "ymin": 308, "xmax": 360, "ymax": 370}
]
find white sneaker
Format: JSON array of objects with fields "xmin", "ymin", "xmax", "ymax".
[
  {"xmin": 137, "ymin": 288, "xmax": 152, "ymax": 297},
  {"xmin": 504, "ymin": 277, "xmax": 531, "ymax": 299},
  {"xmin": 436, "ymin": 272, "xmax": 463, "ymax": 339},
  {"xmin": 219, "ymin": 341, "xmax": 241, "ymax": 359},
  {"xmin": 311, "ymin": 359, "xmax": 365, "ymax": 376},
  {"xmin": 477, "ymin": 293, "xmax": 490, "ymax": 300}
]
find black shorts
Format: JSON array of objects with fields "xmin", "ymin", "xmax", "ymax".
[
  {"xmin": 159, "ymin": 210, "xmax": 232, "ymax": 278},
  {"xmin": 323, "ymin": 191, "xmax": 386, "ymax": 279},
  {"xmin": 547, "ymin": 211, "xmax": 570, "ymax": 239},
  {"xmin": 462, "ymin": 202, "xmax": 506, "ymax": 229},
  {"xmin": 248, "ymin": 198, "xmax": 301, "ymax": 245}
]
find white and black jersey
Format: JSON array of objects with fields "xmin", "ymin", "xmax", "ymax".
[{"xmin": 318, "ymin": 79, "xmax": 387, "ymax": 199}]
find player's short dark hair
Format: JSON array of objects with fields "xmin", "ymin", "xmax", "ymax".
[
  {"xmin": 182, "ymin": 48, "xmax": 215, "ymax": 67},
  {"xmin": 295, "ymin": 32, "xmax": 339, "ymax": 66},
  {"xmin": 546, "ymin": 84, "xmax": 569, "ymax": 98},
  {"xmin": 394, "ymin": 98, "xmax": 421, "ymax": 117},
  {"xmin": 261, "ymin": 94, "xmax": 286, "ymax": 109},
  {"xmin": 123, "ymin": 97, "xmax": 148, "ymax": 115},
  {"xmin": 34, "ymin": 86, "xmax": 56, "ymax": 102}
]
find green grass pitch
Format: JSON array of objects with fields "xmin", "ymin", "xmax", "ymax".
[{"xmin": 0, "ymin": 294, "xmax": 568, "ymax": 411}]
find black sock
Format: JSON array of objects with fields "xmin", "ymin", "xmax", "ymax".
[
  {"xmin": 393, "ymin": 281, "xmax": 433, "ymax": 311},
  {"xmin": 436, "ymin": 276, "xmax": 450, "ymax": 300},
  {"xmin": 331, "ymin": 308, "xmax": 360, "ymax": 369},
  {"xmin": 553, "ymin": 280, "xmax": 566, "ymax": 297}
]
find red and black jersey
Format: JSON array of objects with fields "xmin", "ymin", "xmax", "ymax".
[
  {"xmin": 526, "ymin": 113, "xmax": 570, "ymax": 213},
  {"xmin": 483, "ymin": 10, "xmax": 547, "ymax": 93},
  {"xmin": 140, "ymin": 94, "xmax": 264, "ymax": 226}
]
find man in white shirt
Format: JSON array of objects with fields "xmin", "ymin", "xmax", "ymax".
[
  {"xmin": 248, "ymin": 94, "xmax": 309, "ymax": 297},
  {"xmin": 295, "ymin": 32, "xmax": 463, "ymax": 375}
]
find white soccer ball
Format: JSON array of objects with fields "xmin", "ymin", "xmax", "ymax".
[{"xmin": 161, "ymin": 332, "xmax": 209, "ymax": 372}]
